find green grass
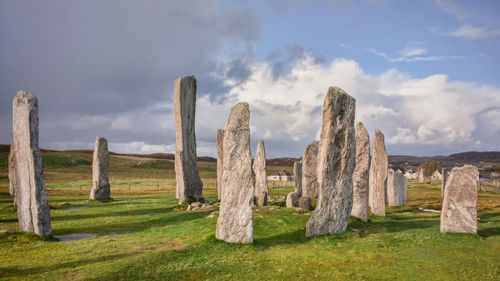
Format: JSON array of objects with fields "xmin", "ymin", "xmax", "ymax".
[
  {"xmin": 0, "ymin": 150, "xmax": 499, "ymax": 280},
  {"xmin": 0, "ymin": 184, "xmax": 499, "ymax": 280}
]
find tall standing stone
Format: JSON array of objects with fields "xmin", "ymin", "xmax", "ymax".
[
  {"xmin": 89, "ymin": 136, "xmax": 110, "ymax": 200},
  {"xmin": 306, "ymin": 87, "xmax": 356, "ymax": 237},
  {"xmin": 440, "ymin": 165, "xmax": 478, "ymax": 233},
  {"xmin": 216, "ymin": 129, "xmax": 224, "ymax": 200},
  {"xmin": 216, "ymin": 103, "xmax": 254, "ymax": 243},
  {"xmin": 253, "ymin": 140, "xmax": 268, "ymax": 206},
  {"xmin": 418, "ymin": 168, "xmax": 425, "ymax": 184},
  {"xmin": 441, "ymin": 168, "xmax": 447, "ymax": 197},
  {"xmin": 302, "ymin": 141, "xmax": 319, "ymax": 199},
  {"xmin": 387, "ymin": 169, "xmax": 407, "ymax": 206},
  {"xmin": 352, "ymin": 122, "xmax": 370, "ymax": 221},
  {"xmin": 9, "ymin": 91, "xmax": 51, "ymax": 237},
  {"xmin": 368, "ymin": 129, "xmax": 388, "ymax": 216},
  {"xmin": 293, "ymin": 161, "xmax": 303, "ymax": 196},
  {"xmin": 174, "ymin": 75, "xmax": 203, "ymax": 203}
]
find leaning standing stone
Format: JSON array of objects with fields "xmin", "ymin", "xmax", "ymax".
[
  {"xmin": 89, "ymin": 136, "xmax": 110, "ymax": 200},
  {"xmin": 216, "ymin": 103, "xmax": 254, "ymax": 243},
  {"xmin": 440, "ymin": 165, "xmax": 478, "ymax": 234},
  {"xmin": 216, "ymin": 129, "xmax": 224, "ymax": 200},
  {"xmin": 253, "ymin": 140, "xmax": 268, "ymax": 206},
  {"xmin": 387, "ymin": 169, "xmax": 407, "ymax": 206},
  {"xmin": 418, "ymin": 168, "xmax": 425, "ymax": 184},
  {"xmin": 302, "ymin": 141, "xmax": 319, "ymax": 199},
  {"xmin": 351, "ymin": 122, "xmax": 370, "ymax": 221},
  {"xmin": 293, "ymin": 161, "xmax": 302, "ymax": 196},
  {"xmin": 174, "ymin": 75, "xmax": 203, "ymax": 203},
  {"xmin": 9, "ymin": 91, "xmax": 51, "ymax": 237},
  {"xmin": 368, "ymin": 129, "xmax": 388, "ymax": 216},
  {"xmin": 306, "ymin": 87, "xmax": 355, "ymax": 237}
]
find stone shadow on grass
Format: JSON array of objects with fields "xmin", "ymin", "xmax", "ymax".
[
  {"xmin": 478, "ymin": 226, "xmax": 500, "ymax": 237},
  {"xmin": 254, "ymin": 228, "xmax": 308, "ymax": 248},
  {"xmin": 0, "ymin": 253, "xmax": 135, "ymax": 278},
  {"xmin": 50, "ymin": 206, "xmax": 177, "ymax": 221},
  {"xmin": 54, "ymin": 211, "xmax": 209, "ymax": 235}
]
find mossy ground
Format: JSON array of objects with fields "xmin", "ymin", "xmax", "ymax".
[{"xmin": 0, "ymin": 151, "xmax": 499, "ymax": 280}]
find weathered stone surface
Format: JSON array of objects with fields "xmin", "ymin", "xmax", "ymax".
[
  {"xmin": 9, "ymin": 91, "xmax": 51, "ymax": 237},
  {"xmin": 441, "ymin": 168, "xmax": 447, "ymax": 197},
  {"xmin": 286, "ymin": 192, "xmax": 299, "ymax": 208},
  {"xmin": 302, "ymin": 141, "xmax": 319, "ymax": 199},
  {"xmin": 89, "ymin": 136, "xmax": 110, "ymax": 200},
  {"xmin": 216, "ymin": 129, "xmax": 224, "ymax": 200},
  {"xmin": 352, "ymin": 122, "xmax": 370, "ymax": 221},
  {"xmin": 299, "ymin": 196, "xmax": 311, "ymax": 211},
  {"xmin": 418, "ymin": 168, "xmax": 425, "ymax": 184},
  {"xmin": 440, "ymin": 165, "xmax": 478, "ymax": 233},
  {"xmin": 174, "ymin": 75, "xmax": 203, "ymax": 203},
  {"xmin": 431, "ymin": 170, "xmax": 442, "ymax": 181},
  {"xmin": 293, "ymin": 161, "xmax": 303, "ymax": 196},
  {"xmin": 387, "ymin": 169, "xmax": 407, "ymax": 206},
  {"xmin": 306, "ymin": 87, "xmax": 356, "ymax": 237},
  {"xmin": 216, "ymin": 103, "xmax": 254, "ymax": 243},
  {"xmin": 368, "ymin": 129, "xmax": 388, "ymax": 216},
  {"xmin": 253, "ymin": 140, "xmax": 268, "ymax": 206}
]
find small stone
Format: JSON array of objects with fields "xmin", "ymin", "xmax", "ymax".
[
  {"xmin": 0, "ymin": 229, "xmax": 16, "ymax": 234},
  {"xmin": 286, "ymin": 192, "xmax": 299, "ymax": 208},
  {"xmin": 299, "ymin": 196, "xmax": 311, "ymax": 211},
  {"xmin": 440, "ymin": 165, "xmax": 478, "ymax": 234}
]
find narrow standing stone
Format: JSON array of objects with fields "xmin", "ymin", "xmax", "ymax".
[
  {"xmin": 302, "ymin": 141, "xmax": 319, "ymax": 199},
  {"xmin": 286, "ymin": 192, "xmax": 299, "ymax": 208},
  {"xmin": 174, "ymin": 75, "xmax": 203, "ymax": 203},
  {"xmin": 440, "ymin": 165, "xmax": 478, "ymax": 233},
  {"xmin": 387, "ymin": 169, "xmax": 407, "ymax": 206},
  {"xmin": 418, "ymin": 168, "xmax": 425, "ymax": 184},
  {"xmin": 352, "ymin": 122, "xmax": 370, "ymax": 221},
  {"xmin": 441, "ymin": 168, "xmax": 447, "ymax": 198},
  {"xmin": 216, "ymin": 129, "xmax": 224, "ymax": 200},
  {"xmin": 368, "ymin": 129, "xmax": 388, "ymax": 216},
  {"xmin": 9, "ymin": 91, "xmax": 51, "ymax": 237},
  {"xmin": 216, "ymin": 103, "xmax": 254, "ymax": 243},
  {"xmin": 89, "ymin": 136, "xmax": 110, "ymax": 200},
  {"xmin": 253, "ymin": 140, "xmax": 268, "ymax": 206},
  {"xmin": 293, "ymin": 161, "xmax": 303, "ymax": 196},
  {"xmin": 306, "ymin": 87, "xmax": 356, "ymax": 237}
]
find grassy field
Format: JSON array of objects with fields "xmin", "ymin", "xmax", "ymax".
[{"xmin": 0, "ymin": 151, "xmax": 499, "ymax": 280}]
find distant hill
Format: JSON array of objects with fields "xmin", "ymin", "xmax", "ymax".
[{"xmin": 1, "ymin": 144, "xmax": 498, "ymax": 167}]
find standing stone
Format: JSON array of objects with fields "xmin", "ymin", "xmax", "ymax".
[
  {"xmin": 89, "ymin": 136, "xmax": 110, "ymax": 200},
  {"xmin": 174, "ymin": 75, "xmax": 203, "ymax": 203},
  {"xmin": 352, "ymin": 122, "xmax": 370, "ymax": 221},
  {"xmin": 293, "ymin": 161, "xmax": 303, "ymax": 196},
  {"xmin": 302, "ymin": 141, "xmax": 319, "ymax": 199},
  {"xmin": 306, "ymin": 87, "xmax": 356, "ymax": 237},
  {"xmin": 253, "ymin": 140, "xmax": 268, "ymax": 206},
  {"xmin": 216, "ymin": 129, "xmax": 224, "ymax": 200},
  {"xmin": 440, "ymin": 165, "xmax": 478, "ymax": 233},
  {"xmin": 216, "ymin": 103, "xmax": 254, "ymax": 243},
  {"xmin": 286, "ymin": 192, "xmax": 299, "ymax": 208},
  {"xmin": 299, "ymin": 196, "xmax": 311, "ymax": 211},
  {"xmin": 368, "ymin": 129, "xmax": 388, "ymax": 216},
  {"xmin": 441, "ymin": 168, "xmax": 447, "ymax": 197},
  {"xmin": 418, "ymin": 168, "xmax": 425, "ymax": 184},
  {"xmin": 387, "ymin": 169, "xmax": 407, "ymax": 206},
  {"xmin": 9, "ymin": 91, "xmax": 51, "ymax": 237},
  {"xmin": 431, "ymin": 170, "xmax": 442, "ymax": 181}
]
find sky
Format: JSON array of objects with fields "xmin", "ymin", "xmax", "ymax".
[{"xmin": 1, "ymin": 0, "xmax": 499, "ymax": 158}]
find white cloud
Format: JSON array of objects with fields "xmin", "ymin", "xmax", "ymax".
[
  {"xmin": 443, "ymin": 24, "xmax": 500, "ymax": 40},
  {"xmin": 215, "ymin": 53, "xmax": 500, "ymax": 155},
  {"xmin": 367, "ymin": 47, "xmax": 470, "ymax": 63}
]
